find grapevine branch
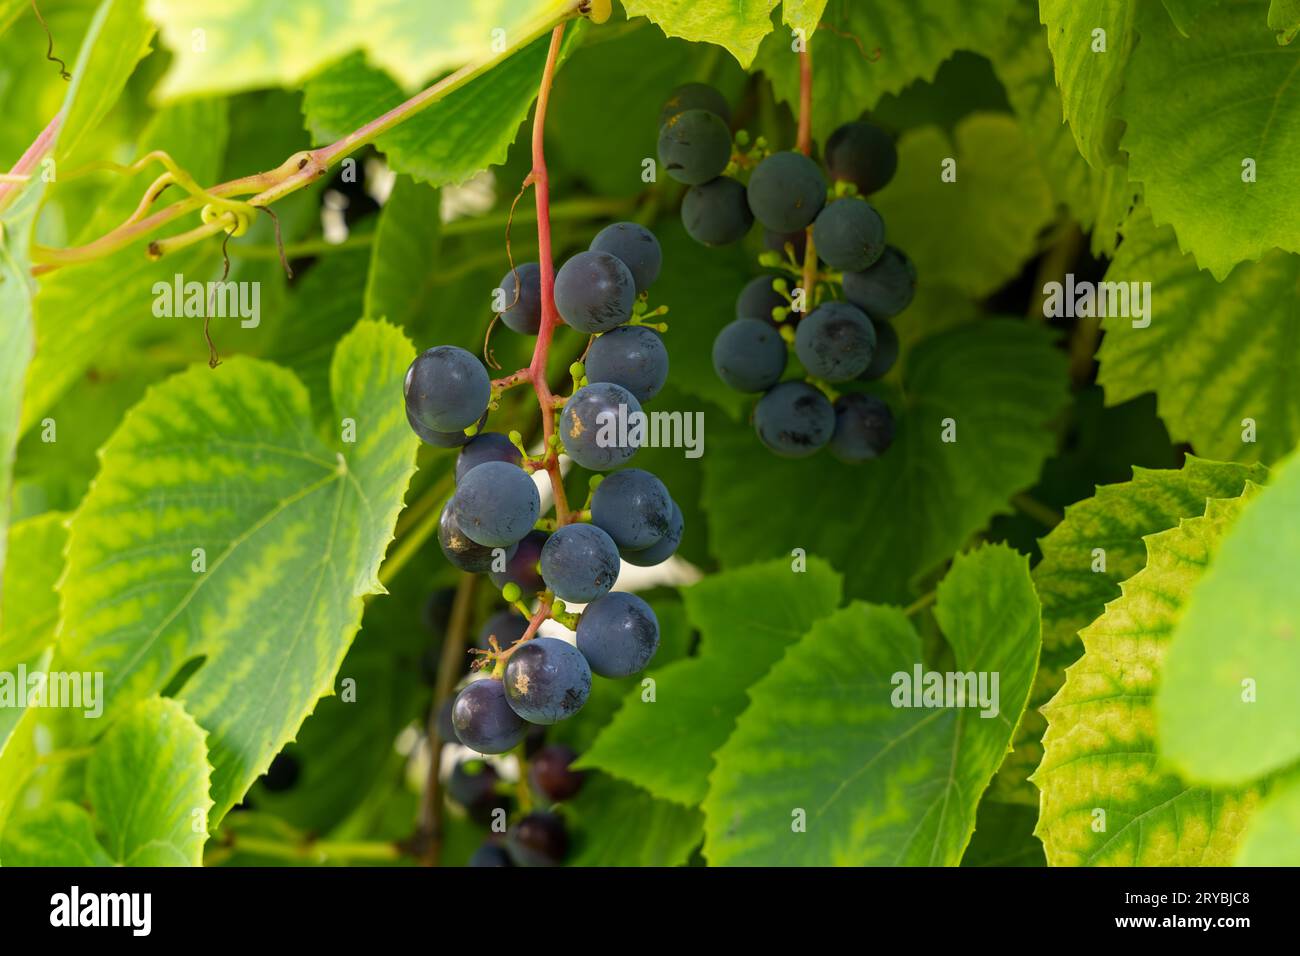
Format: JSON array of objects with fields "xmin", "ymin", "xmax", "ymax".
[
  {"xmin": 797, "ymin": 46, "xmax": 819, "ymax": 308},
  {"xmin": 15, "ymin": 3, "xmax": 592, "ymax": 272}
]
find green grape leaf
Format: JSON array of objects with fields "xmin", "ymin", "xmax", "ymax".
[
  {"xmin": 1158, "ymin": 454, "xmax": 1300, "ymax": 784},
  {"xmin": 1033, "ymin": 494, "xmax": 1263, "ymax": 865},
  {"xmin": 1098, "ymin": 212, "xmax": 1300, "ymax": 464},
  {"xmin": 87, "ymin": 696, "xmax": 212, "ymax": 865},
  {"xmin": 1236, "ymin": 775, "xmax": 1300, "ymax": 864},
  {"xmin": 0, "ymin": 512, "xmax": 67, "ymax": 671},
  {"xmin": 56, "ymin": 319, "xmax": 419, "ymax": 823},
  {"xmin": 577, "ymin": 558, "xmax": 842, "ymax": 805},
  {"xmin": 1160, "ymin": 0, "xmax": 1222, "ymax": 36},
  {"xmin": 148, "ymin": 0, "xmax": 574, "ymax": 99},
  {"xmin": 1118, "ymin": 1, "xmax": 1300, "ymax": 278},
  {"xmin": 0, "ymin": 802, "xmax": 114, "ymax": 867},
  {"xmin": 1270, "ymin": 0, "xmax": 1300, "ymax": 42},
  {"xmin": 1039, "ymin": 0, "xmax": 1137, "ymax": 168},
  {"xmin": 0, "ymin": 0, "xmax": 25, "ymax": 35},
  {"xmin": 363, "ymin": 176, "xmax": 441, "ymax": 326},
  {"xmin": 783, "ymin": 0, "xmax": 830, "ymax": 34},
  {"xmin": 620, "ymin": 0, "xmax": 778, "ymax": 67},
  {"xmin": 1000, "ymin": 457, "xmax": 1268, "ymax": 799},
  {"xmin": 568, "ymin": 774, "xmax": 702, "ymax": 866},
  {"xmin": 871, "ymin": 113, "xmax": 1055, "ymax": 297},
  {"xmin": 704, "ymin": 321, "xmax": 1068, "ymax": 603},
  {"xmin": 703, "ymin": 544, "xmax": 1041, "ymax": 866},
  {"xmin": 301, "ymin": 25, "xmax": 584, "ymax": 189},
  {"xmin": 0, "ymin": 0, "xmax": 154, "ymax": 599},
  {"xmin": 990, "ymin": 3, "xmax": 1136, "ymax": 251},
  {"xmin": 755, "ymin": 0, "xmax": 1018, "ymax": 144},
  {"xmin": 23, "ymin": 99, "xmax": 230, "ymax": 432}
]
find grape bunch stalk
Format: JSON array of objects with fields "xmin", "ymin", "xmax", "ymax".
[
  {"xmin": 657, "ymin": 76, "xmax": 916, "ymax": 462},
  {"xmin": 404, "ymin": 36, "xmax": 681, "ymax": 792}
]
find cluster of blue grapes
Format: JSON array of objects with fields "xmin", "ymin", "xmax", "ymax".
[
  {"xmin": 403, "ymin": 221, "xmax": 681, "ymax": 771},
  {"xmin": 657, "ymin": 84, "xmax": 916, "ymax": 461}
]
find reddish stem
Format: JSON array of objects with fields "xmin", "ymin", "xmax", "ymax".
[
  {"xmin": 525, "ymin": 23, "xmax": 572, "ymax": 526},
  {"xmin": 0, "ymin": 111, "xmax": 62, "ymax": 212},
  {"xmin": 797, "ymin": 46, "xmax": 818, "ymax": 307}
]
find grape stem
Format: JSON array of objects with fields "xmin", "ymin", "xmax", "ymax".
[
  {"xmin": 524, "ymin": 23, "xmax": 573, "ymax": 528},
  {"xmin": 0, "ymin": 111, "xmax": 61, "ymax": 214},
  {"xmin": 796, "ymin": 45, "xmax": 819, "ymax": 310}
]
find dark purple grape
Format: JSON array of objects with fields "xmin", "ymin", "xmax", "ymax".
[
  {"xmin": 489, "ymin": 529, "xmax": 548, "ymax": 594},
  {"xmin": 469, "ymin": 842, "xmax": 513, "ymax": 867},
  {"xmin": 590, "ymin": 468, "xmax": 673, "ymax": 551},
  {"xmin": 554, "ymin": 250, "xmax": 636, "ymax": 333},
  {"xmin": 753, "ymin": 382, "xmax": 835, "ymax": 458},
  {"xmin": 830, "ymin": 393, "xmax": 896, "ymax": 462},
  {"xmin": 455, "ymin": 432, "xmax": 522, "ymax": 484},
  {"xmin": 451, "ymin": 461, "xmax": 540, "ymax": 548},
  {"xmin": 794, "ymin": 301, "xmax": 877, "ymax": 382},
  {"xmin": 825, "ymin": 120, "xmax": 898, "ymax": 195},
  {"xmin": 858, "ymin": 318, "xmax": 898, "ymax": 381},
  {"xmin": 452, "ymin": 678, "xmax": 528, "ymax": 754},
  {"xmin": 584, "ymin": 326, "xmax": 668, "ymax": 403},
  {"xmin": 497, "ymin": 262, "xmax": 542, "ymax": 334},
  {"xmin": 589, "ymin": 222, "xmax": 662, "ymax": 294},
  {"xmin": 681, "ymin": 176, "xmax": 753, "ymax": 246},
  {"xmin": 448, "ymin": 758, "xmax": 500, "ymax": 808},
  {"xmin": 812, "ymin": 198, "xmax": 886, "ymax": 272},
  {"xmin": 506, "ymin": 811, "xmax": 568, "ymax": 867},
  {"xmin": 437, "ymin": 503, "xmax": 518, "ymax": 573},
  {"xmin": 404, "ymin": 345, "xmax": 491, "ymax": 433},
  {"xmin": 657, "ymin": 108, "xmax": 731, "ymax": 185},
  {"xmin": 559, "ymin": 382, "xmax": 642, "ymax": 471},
  {"xmin": 735, "ymin": 275, "xmax": 786, "ymax": 323},
  {"xmin": 503, "ymin": 637, "xmax": 592, "ymax": 725},
  {"xmin": 747, "ymin": 151, "xmax": 827, "ymax": 232},
  {"xmin": 619, "ymin": 500, "xmax": 683, "ymax": 567},
  {"xmin": 576, "ymin": 591, "xmax": 660, "ymax": 678},
  {"xmin": 540, "ymin": 523, "xmax": 621, "ymax": 603},
  {"xmin": 713, "ymin": 318, "xmax": 787, "ymax": 393},
  {"xmin": 528, "ymin": 744, "xmax": 586, "ymax": 802},
  {"xmin": 406, "ymin": 406, "xmax": 485, "ymax": 448},
  {"xmin": 842, "ymin": 246, "xmax": 916, "ymax": 319}
]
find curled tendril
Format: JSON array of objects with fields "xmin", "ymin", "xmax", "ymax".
[{"xmin": 30, "ymin": 0, "xmax": 70, "ymax": 80}]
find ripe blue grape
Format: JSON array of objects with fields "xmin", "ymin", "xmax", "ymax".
[
  {"xmin": 540, "ymin": 523, "xmax": 620, "ymax": 602},
  {"xmin": 825, "ymin": 120, "xmax": 898, "ymax": 195},
  {"xmin": 584, "ymin": 325, "xmax": 668, "ymax": 402},
  {"xmin": 735, "ymin": 274, "xmax": 786, "ymax": 323},
  {"xmin": 657, "ymin": 108, "xmax": 732, "ymax": 185},
  {"xmin": 812, "ymin": 197, "xmax": 887, "ymax": 272},
  {"xmin": 859, "ymin": 318, "xmax": 898, "ymax": 380},
  {"xmin": 794, "ymin": 301, "xmax": 877, "ymax": 382},
  {"xmin": 438, "ymin": 503, "xmax": 517, "ymax": 573},
  {"xmin": 713, "ymin": 318, "xmax": 787, "ymax": 392},
  {"xmin": 489, "ymin": 529, "xmax": 548, "ymax": 594},
  {"xmin": 620, "ymin": 500, "xmax": 683, "ymax": 567},
  {"xmin": 451, "ymin": 460, "xmax": 540, "ymax": 547},
  {"xmin": 753, "ymin": 381, "xmax": 835, "ymax": 458},
  {"xmin": 469, "ymin": 843, "xmax": 513, "ymax": 867},
  {"xmin": 528, "ymin": 744, "xmax": 585, "ymax": 801},
  {"xmin": 404, "ymin": 345, "xmax": 491, "ymax": 432},
  {"xmin": 406, "ymin": 406, "xmax": 485, "ymax": 448},
  {"xmin": 452, "ymin": 677, "xmax": 528, "ymax": 754},
  {"xmin": 496, "ymin": 262, "xmax": 542, "ymax": 334},
  {"xmin": 455, "ymin": 431, "xmax": 521, "ymax": 483},
  {"xmin": 503, "ymin": 636, "xmax": 592, "ymax": 724},
  {"xmin": 830, "ymin": 393, "xmax": 896, "ymax": 462},
  {"xmin": 559, "ymin": 382, "xmax": 642, "ymax": 471},
  {"xmin": 554, "ymin": 250, "xmax": 636, "ymax": 333},
  {"xmin": 681, "ymin": 176, "xmax": 753, "ymax": 246},
  {"xmin": 842, "ymin": 246, "xmax": 916, "ymax": 318},
  {"xmin": 478, "ymin": 608, "xmax": 528, "ymax": 651},
  {"xmin": 747, "ymin": 151, "xmax": 827, "ymax": 232},
  {"xmin": 506, "ymin": 811, "xmax": 568, "ymax": 867},
  {"xmin": 589, "ymin": 222, "xmax": 662, "ymax": 294},
  {"xmin": 590, "ymin": 468, "xmax": 672, "ymax": 551},
  {"xmin": 659, "ymin": 82, "xmax": 731, "ymax": 127},
  {"xmin": 576, "ymin": 591, "xmax": 660, "ymax": 678},
  {"xmin": 447, "ymin": 758, "xmax": 500, "ymax": 808}
]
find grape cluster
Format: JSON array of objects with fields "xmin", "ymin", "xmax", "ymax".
[
  {"xmin": 403, "ymin": 221, "xmax": 681, "ymax": 781},
  {"xmin": 656, "ymin": 84, "xmax": 915, "ymax": 462}
]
